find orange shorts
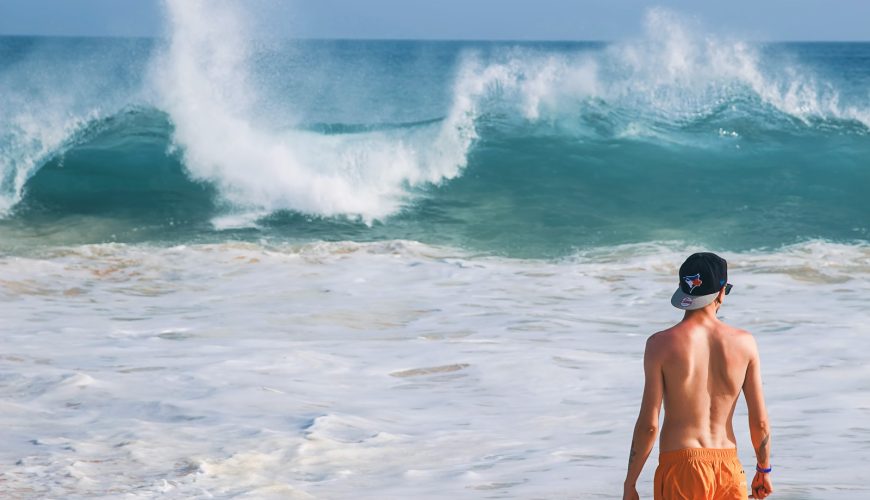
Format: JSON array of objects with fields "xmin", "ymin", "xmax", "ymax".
[{"xmin": 654, "ymin": 448, "xmax": 747, "ymax": 500}]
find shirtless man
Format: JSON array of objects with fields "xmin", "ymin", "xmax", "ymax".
[{"xmin": 623, "ymin": 253, "xmax": 773, "ymax": 500}]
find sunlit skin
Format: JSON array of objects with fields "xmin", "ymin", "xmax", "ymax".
[{"xmin": 623, "ymin": 287, "xmax": 773, "ymax": 499}]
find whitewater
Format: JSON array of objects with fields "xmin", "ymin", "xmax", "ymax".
[{"xmin": 1, "ymin": 0, "xmax": 869, "ymax": 498}]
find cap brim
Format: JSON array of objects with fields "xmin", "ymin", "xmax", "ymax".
[{"xmin": 671, "ymin": 288, "xmax": 718, "ymax": 310}]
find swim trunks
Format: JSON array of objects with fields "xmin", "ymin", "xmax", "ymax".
[{"xmin": 653, "ymin": 448, "xmax": 747, "ymax": 500}]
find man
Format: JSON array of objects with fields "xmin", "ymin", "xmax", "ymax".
[{"xmin": 623, "ymin": 253, "xmax": 773, "ymax": 499}]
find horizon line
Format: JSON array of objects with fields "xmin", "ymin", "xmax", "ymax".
[{"xmin": 1, "ymin": 34, "xmax": 870, "ymax": 44}]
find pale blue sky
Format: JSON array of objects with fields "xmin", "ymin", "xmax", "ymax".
[{"xmin": 1, "ymin": 0, "xmax": 869, "ymax": 41}]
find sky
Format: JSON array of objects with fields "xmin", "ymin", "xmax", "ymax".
[{"xmin": 1, "ymin": 0, "xmax": 869, "ymax": 41}]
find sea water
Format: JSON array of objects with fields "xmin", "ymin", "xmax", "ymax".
[{"xmin": 1, "ymin": 2, "xmax": 869, "ymax": 498}]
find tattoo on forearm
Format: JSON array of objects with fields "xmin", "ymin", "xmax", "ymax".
[
  {"xmin": 628, "ymin": 440, "xmax": 637, "ymax": 466},
  {"xmin": 758, "ymin": 434, "xmax": 769, "ymax": 461}
]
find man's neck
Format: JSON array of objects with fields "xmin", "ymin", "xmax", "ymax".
[{"xmin": 681, "ymin": 305, "xmax": 720, "ymax": 326}]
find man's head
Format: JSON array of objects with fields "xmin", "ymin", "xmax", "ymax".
[{"xmin": 670, "ymin": 252, "xmax": 731, "ymax": 311}]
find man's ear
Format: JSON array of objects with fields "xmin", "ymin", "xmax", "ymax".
[{"xmin": 717, "ymin": 287, "xmax": 726, "ymax": 303}]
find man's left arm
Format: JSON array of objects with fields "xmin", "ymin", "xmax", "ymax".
[{"xmin": 623, "ymin": 336, "xmax": 664, "ymax": 500}]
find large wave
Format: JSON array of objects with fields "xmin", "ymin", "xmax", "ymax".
[{"xmin": 1, "ymin": 4, "xmax": 868, "ymax": 230}]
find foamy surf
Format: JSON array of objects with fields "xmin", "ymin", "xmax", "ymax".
[{"xmin": 0, "ymin": 240, "xmax": 868, "ymax": 497}]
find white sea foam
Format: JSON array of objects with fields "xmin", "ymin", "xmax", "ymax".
[
  {"xmin": 450, "ymin": 8, "xmax": 870, "ymax": 131},
  {"xmin": 1, "ymin": 239, "xmax": 868, "ymax": 497},
  {"xmin": 152, "ymin": 0, "xmax": 477, "ymax": 224}
]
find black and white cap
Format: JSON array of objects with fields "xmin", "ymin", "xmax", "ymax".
[{"xmin": 670, "ymin": 252, "xmax": 728, "ymax": 310}]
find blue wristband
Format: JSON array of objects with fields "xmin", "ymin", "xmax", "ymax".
[{"xmin": 756, "ymin": 464, "xmax": 772, "ymax": 474}]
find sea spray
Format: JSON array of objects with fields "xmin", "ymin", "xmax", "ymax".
[
  {"xmin": 444, "ymin": 8, "xmax": 870, "ymax": 134},
  {"xmin": 0, "ymin": 39, "xmax": 150, "ymax": 215},
  {"xmin": 153, "ymin": 0, "xmax": 479, "ymax": 223}
]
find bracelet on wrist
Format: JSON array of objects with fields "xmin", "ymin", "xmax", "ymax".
[{"xmin": 756, "ymin": 464, "xmax": 772, "ymax": 474}]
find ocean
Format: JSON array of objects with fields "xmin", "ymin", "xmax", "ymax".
[{"xmin": 1, "ymin": 2, "xmax": 868, "ymax": 498}]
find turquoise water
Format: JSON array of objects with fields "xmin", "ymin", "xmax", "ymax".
[{"xmin": 2, "ymin": 34, "xmax": 869, "ymax": 257}]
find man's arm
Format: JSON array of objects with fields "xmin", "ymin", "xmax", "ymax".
[
  {"xmin": 743, "ymin": 336, "xmax": 773, "ymax": 499},
  {"xmin": 623, "ymin": 336, "xmax": 664, "ymax": 498}
]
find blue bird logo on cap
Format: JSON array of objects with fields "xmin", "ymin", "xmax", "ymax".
[{"xmin": 683, "ymin": 273, "xmax": 702, "ymax": 293}]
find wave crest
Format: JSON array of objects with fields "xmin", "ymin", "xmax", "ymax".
[
  {"xmin": 449, "ymin": 8, "xmax": 870, "ymax": 139},
  {"xmin": 151, "ymin": 0, "xmax": 477, "ymax": 223}
]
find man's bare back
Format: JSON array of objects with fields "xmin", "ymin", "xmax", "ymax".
[
  {"xmin": 652, "ymin": 317, "xmax": 755, "ymax": 451},
  {"xmin": 623, "ymin": 253, "xmax": 773, "ymax": 500}
]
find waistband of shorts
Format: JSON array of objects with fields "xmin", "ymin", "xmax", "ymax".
[{"xmin": 658, "ymin": 447, "xmax": 738, "ymax": 464}]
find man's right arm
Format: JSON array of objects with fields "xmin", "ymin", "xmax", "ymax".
[{"xmin": 743, "ymin": 335, "xmax": 773, "ymax": 498}]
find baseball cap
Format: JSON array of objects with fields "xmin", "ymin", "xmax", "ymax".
[{"xmin": 670, "ymin": 252, "xmax": 729, "ymax": 310}]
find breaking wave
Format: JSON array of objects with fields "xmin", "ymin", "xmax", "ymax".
[{"xmin": 1, "ymin": 4, "xmax": 868, "ymax": 255}]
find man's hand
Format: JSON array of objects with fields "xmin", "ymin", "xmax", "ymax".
[
  {"xmin": 750, "ymin": 471, "xmax": 773, "ymax": 499},
  {"xmin": 623, "ymin": 483, "xmax": 639, "ymax": 500}
]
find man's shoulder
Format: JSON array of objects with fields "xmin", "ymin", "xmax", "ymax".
[
  {"xmin": 644, "ymin": 327, "xmax": 678, "ymax": 353},
  {"xmin": 720, "ymin": 323, "xmax": 757, "ymax": 343},
  {"xmin": 646, "ymin": 323, "xmax": 684, "ymax": 342},
  {"xmin": 715, "ymin": 324, "xmax": 760, "ymax": 360}
]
